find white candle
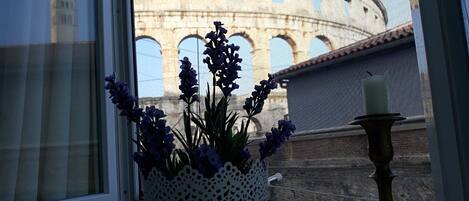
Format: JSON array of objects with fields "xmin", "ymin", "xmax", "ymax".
[{"xmin": 362, "ymin": 75, "xmax": 389, "ymax": 115}]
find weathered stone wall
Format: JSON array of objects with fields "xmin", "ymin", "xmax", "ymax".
[
  {"xmin": 133, "ymin": 0, "xmax": 387, "ymax": 95},
  {"xmin": 247, "ymin": 116, "xmax": 434, "ymax": 201},
  {"xmin": 139, "ymin": 91, "xmax": 288, "ymax": 137}
]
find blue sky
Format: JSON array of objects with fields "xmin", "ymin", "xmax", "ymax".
[
  {"xmin": 136, "ymin": 0, "xmax": 412, "ymax": 97},
  {"xmin": 137, "ymin": 36, "xmax": 331, "ymax": 97}
]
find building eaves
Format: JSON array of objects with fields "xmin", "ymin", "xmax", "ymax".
[{"xmin": 273, "ymin": 23, "xmax": 414, "ymax": 80}]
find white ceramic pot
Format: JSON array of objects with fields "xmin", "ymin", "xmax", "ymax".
[{"xmin": 142, "ymin": 160, "xmax": 268, "ymax": 201}]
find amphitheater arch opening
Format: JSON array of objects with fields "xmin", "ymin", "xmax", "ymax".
[
  {"xmin": 135, "ymin": 35, "xmax": 161, "ymax": 46},
  {"xmin": 249, "ymin": 117, "xmax": 262, "ymax": 136},
  {"xmin": 178, "ymin": 36, "xmax": 210, "ymax": 96},
  {"xmin": 343, "ymin": 0, "xmax": 351, "ymax": 16},
  {"xmin": 178, "ymin": 34, "xmax": 207, "ymax": 48},
  {"xmin": 228, "ymin": 35, "xmax": 254, "ymax": 95},
  {"xmin": 309, "ymin": 35, "xmax": 333, "ymax": 58},
  {"xmin": 229, "ymin": 32, "xmax": 255, "ymax": 49},
  {"xmin": 270, "ymin": 37, "xmax": 294, "ymax": 73},
  {"xmin": 313, "ymin": 0, "xmax": 322, "ymax": 11},
  {"xmin": 274, "ymin": 35, "xmax": 297, "ymax": 52},
  {"xmin": 135, "ymin": 37, "xmax": 164, "ymax": 97},
  {"xmin": 232, "ymin": 116, "xmax": 261, "ymax": 136}
]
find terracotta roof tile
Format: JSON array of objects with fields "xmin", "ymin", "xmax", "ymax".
[{"xmin": 272, "ymin": 23, "xmax": 414, "ymax": 79}]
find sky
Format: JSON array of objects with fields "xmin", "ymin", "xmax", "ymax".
[
  {"xmin": 382, "ymin": 0, "xmax": 412, "ymax": 28},
  {"xmin": 136, "ymin": 0, "xmax": 412, "ymax": 97}
]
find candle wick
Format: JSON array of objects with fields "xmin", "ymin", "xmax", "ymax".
[{"xmin": 366, "ymin": 71, "xmax": 373, "ymax": 76}]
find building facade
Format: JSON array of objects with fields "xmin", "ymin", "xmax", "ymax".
[
  {"xmin": 133, "ymin": 0, "xmax": 388, "ymax": 95},
  {"xmin": 274, "ymin": 23, "xmax": 422, "ymax": 131},
  {"xmin": 254, "ymin": 23, "xmax": 434, "ymax": 200}
]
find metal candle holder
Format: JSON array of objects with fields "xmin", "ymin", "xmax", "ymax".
[{"xmin": 350, "ymin": 113, "xmax": 406, "ymax": 201}]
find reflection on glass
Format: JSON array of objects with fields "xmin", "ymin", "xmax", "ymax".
[
  {"xmin": 0, "ymin": 0, "xmax": 102, "ymax": 200},
  {"xmin": 462, "ymin": 0, "xmax": 469, "ymax": 53}
]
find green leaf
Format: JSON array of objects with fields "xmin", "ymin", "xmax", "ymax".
[
  {"xmin": 173, "ymin": 129, "xmax": 190, "ymax": 153},
  {"xmin": 183, "ymin": 111, "xmax": 193, "ymax": 150}
]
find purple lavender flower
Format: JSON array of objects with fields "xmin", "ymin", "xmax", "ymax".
[
  {"xmin": 105, "ymin": 74, "xmax": 176, "ymax": 173},
  {"xmin": 179, "ymin": 57, "xmax": 199, "ymax": 104},
  {"xmin": 140, "ymin": 106, "xmax": 175, "ymax": 162},
  {"xmin": 217, "ymin": 44, "xmax": 242, "ymax": 96},
  {"xmin": 203, "ymin": 21, "xmax": 228, "ymax": 74},
  {"xmin": 192, "ymin": 144, "xmax": 223, "ymax": 177},
  {"xmin": 259, "ymin": 120, "xmax": 296, "ymax": 160},
  {"xmin": 104, "ymin": 74, "xmax": 143, "ymax": 123},
  {"xmin": 243, "ymin": 74, "xmax": 278, "ymax": 116},
  {"xmin": 203, "ymin": 22, "xmax": 242, "ymax": 97}
]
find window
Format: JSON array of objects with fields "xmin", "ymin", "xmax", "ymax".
[
  {"xmin": 0, "ymin": 0, "xmax": 125, "ymax": 200},
  {"xmin": 344, "ymin": 0, "xmax": 351, "ymax": 16},
  {"xmin": 131, "ymin": 0, "xmax": 429, "ymax": 200},
  {"xmin": 10, "ymin": 0, "xmax": 469, "ymax": 200},
  {"xmin": 313, "ymin": 0, "xmax": 321, "ymax": 11}
]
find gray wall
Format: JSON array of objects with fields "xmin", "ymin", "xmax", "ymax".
[{"xmin": 287, "ymin": 42, "xmax": 423, "ymax": 131}]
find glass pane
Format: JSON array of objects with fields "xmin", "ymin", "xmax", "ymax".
[
  {"xmin": 0, "ymin": 0, "xmax": 103, "ymax": 200},
  {"xmin": 462, "ymin": 0, "xmax": 469, "ymax": 52},
  {"xmin": 133, "ymin": 0, "xmax": 415, "ymax": 136},
  {"xmin": 132, "ymin": 0, "xmax": 432, "ymax": 200}
]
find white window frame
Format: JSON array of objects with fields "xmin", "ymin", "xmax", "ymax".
[
  {"xmin": 412, "ymin": 0, "xmax": 469, "ymax": 200},
  {"xmin": 59, "ymin": 0, "xmax": 129, "ymax": 200}
]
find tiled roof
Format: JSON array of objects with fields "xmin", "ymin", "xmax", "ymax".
[{"xmin": 273, "ymin": 23, "xmax": 414, "ymax": 79}]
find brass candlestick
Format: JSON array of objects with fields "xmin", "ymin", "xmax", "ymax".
[{"xmin": 350, "ymin": 113, "xmax": 406, "ymax": 201}]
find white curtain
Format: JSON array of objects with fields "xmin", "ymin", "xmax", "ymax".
[{"xmin": 0, "ymin": 0, "xmax": 101, "ymax": 200}]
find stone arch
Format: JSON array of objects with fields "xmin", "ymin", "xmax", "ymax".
[
  {"xmin": 273, "ymin": 34, "xmax": 298, "ymax": 52},
  {"xmin": 270, "ymin": 36, "xmax": 295, "ymax": 72},
  {"xmin": 251, "ymin": 117, "xmax": 262, "ymax": 132},
  {"xmin": 135, "ymin": 37, "xmax": 164, "ymax": 97},
  {"xmin": 135, "ymin": 35, "xmax": 162, "ymax": 47},
  {"xmin": 133, "ymin": 0, "xmax": 387, "ymax": 95},
  {"xmin": 228, "ymin": 35, "xmax": 254, "ymax": 95},
  {"xmin": 229, "ymin": 32, "xmax": 256, "ymax": 49},
  {"xmin": 177, "ymin": 36, "xmax": 210, "ymax": 95},
  {"xmin": 315, "ymin": 35, "xmax": 334, "ymax": 50},
  {"xmin": 177, "ymin": 34, "xmax": 208, "ymax": 48},
  {"xmin": 309, "ymin": 35, "xmax": 333, "ymax": 58},
  {"xmin": 343, "ymin": 0, "xmax": 351, "ymax": 16},
  {"xmin": 246, "ymin": 117, "xmax": 262, "ymax": 135}
]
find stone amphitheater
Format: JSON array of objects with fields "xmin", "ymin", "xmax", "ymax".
[{"xmin": 133, "ymin": 0, "xmax": 387, "ymax": 134}]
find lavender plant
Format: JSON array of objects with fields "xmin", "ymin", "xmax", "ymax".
[{"xmin": 105, "ymin": 21, "xmax": 295, "ymax": 178}]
